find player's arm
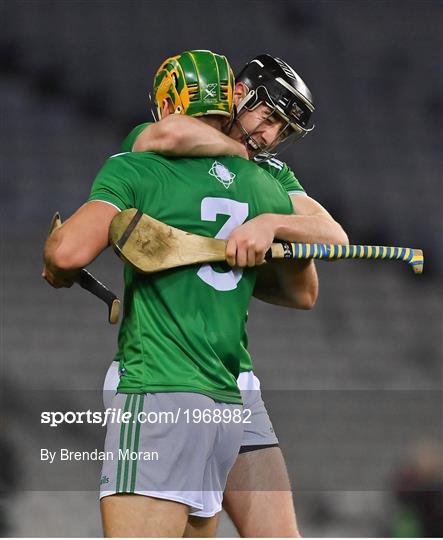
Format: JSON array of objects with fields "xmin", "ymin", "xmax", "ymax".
[
  {"xmin": 43, "ymin": 201, "xmax": 118, "ymax": 288},
  {"xmin": 44, "ymin": 151, "xmax": 144, "ymax": 289},
  {"xmin": 225, "ymin": 206, "xmax": 319, "ymax": 309},
  {"xmin": 256, "ymin": 160, "xmax": 348, "ymax": 246},
  {"xmin": 226, "ymin": 195, "xmax": 348, "ymax": 269},
  {"xmin": 132, "ymin": 115, "xmax": 248, "ymax": 158},
  {"xmin": 226, "ymin": 194, "xmax": 340, "ymax": 308},
  {"xmin": 279, "ymin": 193, "xmax": 348, "ymax": 245},
  {"xmin": 254, "ymin": 259, "xmax": 318, "ymax": 309}
]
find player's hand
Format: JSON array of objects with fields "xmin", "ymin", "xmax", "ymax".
[
  {"xmin": 226, "ymin": 214, "xmax": 277, "ymax": 267},
  {"xmin": 42, "ymin": 264, "xmax": 76, "ymax": 288}
]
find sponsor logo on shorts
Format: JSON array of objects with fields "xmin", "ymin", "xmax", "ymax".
[{"xmin": 100, "ymin": 475, "xmax": 110, "ymax": 485}]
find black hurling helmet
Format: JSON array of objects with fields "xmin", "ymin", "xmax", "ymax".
[{"xmin": 236, "ymin": 54, "xmax": 315, "ymax": 155}]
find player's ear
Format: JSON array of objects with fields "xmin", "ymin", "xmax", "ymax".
[
  {"xmin": 233, "ymin": 82, "xmax": 248, "ymax": 106},
  {"xmin": 161, "ymin": 98, "xmax": 175, "ymax": 118}
]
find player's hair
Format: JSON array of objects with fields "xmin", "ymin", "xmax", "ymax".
[{"xmin": 152, "ymin": 50, "xmax": 235, "ymax": 120}]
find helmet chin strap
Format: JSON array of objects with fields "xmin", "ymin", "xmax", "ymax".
[
  {"xmin": 231, "ymin": 89, "xmax": 290, "ymax": 159},
  {"xmin": 235, "ymin": 115, "xmax": 264, "ymax": 152},
  {"xmin": 236, "ymin": 89, "xmax": 255, "ymax": 114},
  {"xmin": 222, "ymin": 105, "xmax": 238, "ymax": 136},
  {"xmin": 228, "ymin": 95, "xmax": 267, "ymax": 153},
  {"xmin": 148, "ymin": 93, "xmax": 160, "ymax": 122},
  {"xmin": 230, "ymin": 107, "xmax": 280, "ymax": 161}
]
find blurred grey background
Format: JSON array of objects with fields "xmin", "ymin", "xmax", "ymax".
[{"xmin": 1, "ymin": 0, "xmax": 442, "ymax": 537}]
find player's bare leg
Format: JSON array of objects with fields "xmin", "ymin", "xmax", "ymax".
[
  {"xmin": 101, "ymin": 494, "xmax": 189, "ymax": 537},
  {"xmin": 223, "ymin": 447, "xmax": 301, "ymax": 537},
  {"xmin": 184, "ymin": 514, "xmax": 220, "ymax": 537}
]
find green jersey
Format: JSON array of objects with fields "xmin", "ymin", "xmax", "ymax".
[
  {"xmin": 89, "ymin": 152, "xmax": 293, "ymax": 403},
  {"xmin": 121, "ymin": 123, "xmax": 306, "ymax": 374},
  {"xmin": 121, "ymin": 123, "xmax": 306, "ymax": 196}
]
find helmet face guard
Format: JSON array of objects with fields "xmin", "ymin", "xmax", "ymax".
[
  {"xmin": 235, "ymin": 55, "xmax": 315, "ymax": 157},
  {"xmin": 152, "ymin": 50, "xmax": 235, "ymax": 120}
]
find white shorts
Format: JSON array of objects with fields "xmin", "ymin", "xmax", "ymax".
[
  {"xmin": 104, "ymin": 362, "xmax": 279, "ymax": 450},
  {"xmin": 102, "ymin": 363, "xmax": 278, "ymax": 517},
  {"xmin": 100, "ymin": 392, "xmax": 243, "ymax": 517},
  {"xmin": 236, "ymin": 371, "xmax": 279, "ymax": 448}
]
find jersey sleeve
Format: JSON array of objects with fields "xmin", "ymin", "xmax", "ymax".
[
  {"xmin": 258, "ymin": 157, "xmax": 306, "ymax": 196},
  {"xmin": 88, "ymin": 153, "xmax": 141, "ymax": 210},
  {"xmin": 120, "ymin": 122, "xmax": 151, "ymax": 152}
]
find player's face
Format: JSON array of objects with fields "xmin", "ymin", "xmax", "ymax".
[{"xmin": 229, "ymin": 103, "xmax": 292, "ymax": 158}]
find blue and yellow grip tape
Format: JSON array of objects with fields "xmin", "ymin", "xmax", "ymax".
[{"xmin": 273, "ymin": 243, "xmax": 424, "ymax": 274}]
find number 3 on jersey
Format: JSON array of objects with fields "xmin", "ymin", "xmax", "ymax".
[{"xmin": 197, "ymin": 197, "xmax": 248, "ymax": 291}]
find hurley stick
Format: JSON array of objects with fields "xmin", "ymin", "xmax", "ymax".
[
  {"xmin": 268, "ymin": 242, "xmax": 424, "ymax": 274},
  {"xmin": 109, "ymin": 209, "xmax": 424, "ymax": 275},
  {"xmin": 48, "ymin": 212, "xmax": 121, "ymax": 324}
]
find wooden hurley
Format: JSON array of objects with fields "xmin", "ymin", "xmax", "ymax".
[{"xmin": 109, "ymin": 209, "xmax": 424, "ymax": 275}]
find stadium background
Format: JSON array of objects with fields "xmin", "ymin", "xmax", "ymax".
[{"xmin": 1, "ymin": 0, "xmax": 442, "ymax": 536}]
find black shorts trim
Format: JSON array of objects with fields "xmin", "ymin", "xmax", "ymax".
[{"xmin": 239, "ymin": 443, "xmax": 279, "ymax": 454}]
